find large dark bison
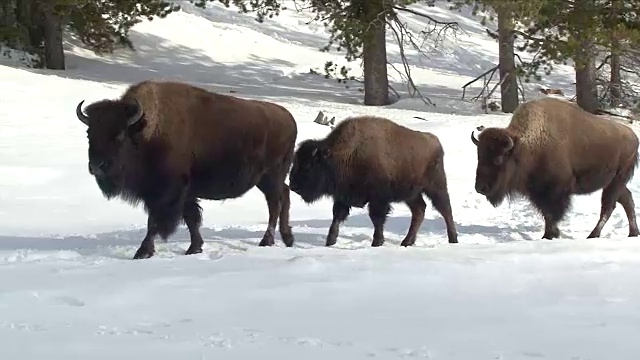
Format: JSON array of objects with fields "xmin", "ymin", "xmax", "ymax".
[
  {"xmin": 471, "ymin": 97, "xmax": 639, "ymax": 239},
  {"xmin": 75, "ymin": 80, "xmax": 298, "ymax": 259},
  {"xmin": 289, "ymin": 114, "xmax": 458, "ymax": 247}
]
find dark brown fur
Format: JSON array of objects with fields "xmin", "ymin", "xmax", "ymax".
[
  {"xmin": 76, "ymin": 80, "xmax": 298, "ymax": 259},
  {"xmin": 471, "ymin": 97, "xmax": 639, "ymax": 239},
  {"xmin": 289, "ymin": 115, "xmax": 458, "ymax": 247}
]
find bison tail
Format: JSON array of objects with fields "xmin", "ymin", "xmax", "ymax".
[{"xmin": 620, "ymin": 150, "xmax": 640, "ymax": 185}]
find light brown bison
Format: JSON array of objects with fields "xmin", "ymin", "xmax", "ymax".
[
  {"xmin": 471, "ymin": 97, "xmax": 639, "ymax": 239},
  {"xmin": 75, "ymin": 80, "xmax": 298, "ymax": 259},
  {"xmin": 289, "ymin": 114, "xmax": 458, "ymax": 247}
]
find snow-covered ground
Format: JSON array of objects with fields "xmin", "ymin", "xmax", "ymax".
[{"xmin": 1, "ymin": 1, "xmax": 640, "ymax": 358}]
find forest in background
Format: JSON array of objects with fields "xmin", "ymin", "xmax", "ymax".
[{"xmin": 1, "ymin": 0, "xmax": 639, "ymax": 115}]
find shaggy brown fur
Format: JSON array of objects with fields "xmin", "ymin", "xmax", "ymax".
[
  {"xmin": 289, "ymin": 115, "xmax": 458, "ymax": 247},
  {"xmin": 76, "ymin": 80, "xmax": 298, "ymax": 259},
  {"xmin": 471, "ymin": 97, "xmax": 639, "ymax": 239}
]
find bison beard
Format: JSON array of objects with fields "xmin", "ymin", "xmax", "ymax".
[
  {"xmin": 289, "ymin": 115, "xmax": 458, "ymax": 247},
  {"xmin": 75, "ymin": 80, "xmax": 298, "ymax": 259}
]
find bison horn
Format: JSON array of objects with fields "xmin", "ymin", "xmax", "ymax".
[
  {"xmin": 127, "ymin": 99, "xmax": 144, "ymax": 126},
  {"xmin": 504, "ymin": 135, "xmax": 514, "ymax": 152},
  {"xmin": 76, "ymin": 100, "xmax": 90, "ymax": 126},
  {"xmin": 470, "ymin": 131, "xmax": 480, "ymax": 146}
]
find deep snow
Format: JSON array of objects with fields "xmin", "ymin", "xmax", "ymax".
[{"xmin": 1, "ymin": 1, "xmax": 640, "ymax": 358}]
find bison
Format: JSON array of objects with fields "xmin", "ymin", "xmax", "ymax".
[
  {"xmin": 289, "ymin": 114, "xmax": 458, "ymax": 247},
  {"xmin": 471, "ymin": 97, "xmax": 639, "ymax": 239},
  {"xmin": 75, "ymin": 80, "xmax": 298, "ymax": 259}
]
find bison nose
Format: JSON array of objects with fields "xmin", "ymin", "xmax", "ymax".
[
  {"xmin": 475, "ymin": 182, "xmax": 489, "ymax": 195},
  {"xmin": 88, "ymin": 160, "xmax": 110, "ymax": 177}
]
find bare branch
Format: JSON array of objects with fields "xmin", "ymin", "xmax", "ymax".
[
  {"xmin": 393, "ymin": 5, "xmax": 461, "ymax": 33},
  {"xmin": 386, "ymin": 15, "xmax": 435, "ymax": 106},
  {"xmin": 461, "ymin": 65, "xmax": 498, "ymax": 101}
]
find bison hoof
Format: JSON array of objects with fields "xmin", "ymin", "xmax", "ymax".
[
  {"xmin": 400, "ymin": 239, "xmax": 414, "ymax": 247},
  {"xmin": 630, "ymin": 230, "xmax": 639, "ymax": 237},
  {"xmin": 133, "ymin": 247, "xmax": 154, "ymax": 260},
  {"xmin": 542, "ymin": 228, "xmax": 560, "ymax": 240},
  {"xmin": 281, "ymin": 233, "xmax": 295, "ymax": 247},
  {"xmin": 258, "ymin": 238, "xmax": 275, "ymax": 247},
  {"xmin": 325, "ymin": 238, "xmax": 337, "ymax": 247},
  {"xmin": 371, "ymin": 239, "xmax": 384, "ymax": 247},
  {"xmin": 185, "ymin": 246, "xmax": 203, "ymax": 255}
]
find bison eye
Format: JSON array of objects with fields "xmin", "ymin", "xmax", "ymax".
[{"xmin": 494, "ymin": 155, "xmax": 503, "ymax": 166}]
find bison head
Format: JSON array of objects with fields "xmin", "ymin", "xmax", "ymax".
[
  {"xmin": 471, "ymin": 127, "xmax": 519, "ymax": 207},
  {"xmin": 289, "ymin": 139, "xmax": 334, "ymax": 204},
  {"xmin": 76, "ymin": 99, "xmax": 144, "ymax": 197}
]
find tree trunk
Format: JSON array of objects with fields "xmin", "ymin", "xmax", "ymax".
[
  {"xmin": 362, "ymin": 1, "xmax": 389, "ymax": 106},
  {"xmin": 0, "ymin": 0, "xmax": 18, "ymax": 31},
  {"xmin": 574, "ymin": 44, "xmax": 598, "ymax": 114},
  {"xmin": 610, "ymin": 50, "xmax": 621, "ymax": 106},
  {"xmin": 572, "ymin": 0, "xmax": 599, "ymax": 114},
  {"xmin": 496, "ymin": 5, "xmax": 518, "ymax": 113},
  {"xmin": 19, "ymin": 0, "xmax": 43, "ymax": 51},
  {"xmin": 609, "ymin": 0, "xmax": 622, "ymax": 106},
  {"xmin": 0, "ymin": 0, "xmax": 20, "ymax": 47},
  {"xmin": 38, "ymin": 1, "xmax": 64, "ymax": 69}
]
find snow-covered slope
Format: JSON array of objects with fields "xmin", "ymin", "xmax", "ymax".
[{"xmin": 1, "ymin": 1, "xmax": 639, "ymax": 358}]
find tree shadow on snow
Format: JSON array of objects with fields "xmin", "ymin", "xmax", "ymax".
[
  {"xmin": 289, "ymin": 213, "xmax": 542, "ymax": 244},
  {"xmin": 12, "ymin": 30, "xmax": 502, "ymax": 115},
  {"xmin": 19, "ymin": 32, "xmax": 364, "ymax": 106},
  {"xmin": 0, "ymin": 211, "xmax": 543, "ymax": 261}
]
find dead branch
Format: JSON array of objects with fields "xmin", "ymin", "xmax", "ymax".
[
  {"xmin": 392, "ymin": 5, "xmax": 461, "ymax": 49},
  {"xmin": 393, "ymin": 5, "xmax": 461, "ymax": 34},
  {"xmin": 386, "ymin": 15, "xmax": 435, "ymax": 106},
  {"xmin": 596, "ymin": 108, "xmax": 636, "ymax": 121},
  {"xmin": 313, "ymin": 110, "xmax": 336, "ymax": 128},
  {"xmin": 461, "ymin": 65, "xmax": 498, "ymax": 101}
]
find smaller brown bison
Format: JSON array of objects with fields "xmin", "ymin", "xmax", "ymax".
[
  {"xmin": 471, "ymin": 97, "xmax": 639, "ymax": 239},
  {"xmin": 289, "ymin": 114, "xmax": 458, "ymax": 247},
  {"xmin": 75, "ymin": 80, "xmax": 298, "ymax": 259}
]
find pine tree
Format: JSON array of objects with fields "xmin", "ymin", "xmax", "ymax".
[
  {"xmin": 516, "ymin": 0, "xmax": 640, "ymax": 113},
  {"xmin": 193, "ymin": 0, "xmax": 461, "ymax": 106},
  {"xmin": 0, "ymin": 0, "xmax": 178, "ymax": 69}
]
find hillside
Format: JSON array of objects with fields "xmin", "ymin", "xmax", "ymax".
[{"xmin": 1, "ymin": 1, "xmax": 639, "ymax": 359}]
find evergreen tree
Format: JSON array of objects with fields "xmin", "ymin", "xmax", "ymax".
[
  {"xmin": 454, "ymin": 0, "xmax": 640, "ymax": 113},
  {"xmin": 0, "ymin": 0, "xmax": 178, "ymax": 69},
  {"xmin": 192, "ymin": 0, "xmax": 464, "ymax": 106}
]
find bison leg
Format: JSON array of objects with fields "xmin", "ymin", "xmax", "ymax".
[
  {"xmin": 278, "ymin": 184, "xmax": 295, "ymax": 247},
  {"xmin": 133, "ymin": 205, "xmax": 184, "ymax": 259},
  {"xmin": 541, "ymin": 213, "xmax": 561, "ymax": 239},
  {"xmin": 535, "ymin": 194, "xmax": 570, "ymax": 240},
  {"xmin": 326, "ymin": 201, "xmax": 350, "ymax": 246},
  {"xmin": 257, "ymin": 174, "xmax": 283, "ymax": 247},
  {"xmin": 617, "ymin": 187, "xmax": 639, "ymax": 237},
  {"xmin": 400, "ymin": 195, "xmax": 426, "ymax": 247},
  {"xmin": 368, "ymin": 202, "xmax": 391, "ymax": 247},
  {"xmin": 133, "ymin": 216, "xmax": 159, "ymax": 260},
  {"xmin": 423, "ymin": 165, "xmax": 458, "ymax": 244},
  {"xmin": 423, "ymin": 189, "xmax": 458, "ymax": 244},
  {"xmin": 133, "ymin": 180, "xmax": 188, "ymax": 259},
  {"xmin": 588, "ymin": 182, "xmax": 626, "ymax": 239},
  {"xmin": 183, "ymin": 199, "xmax": 204, "ymax": 255}
]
